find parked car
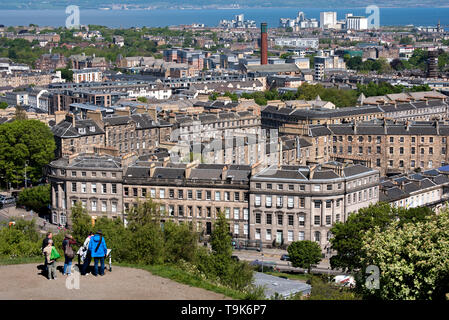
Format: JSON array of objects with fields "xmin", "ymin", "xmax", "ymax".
[
  {"xmin": 0, "ymin": 197, "xmax": 15, "ymax": 208},
  {"xmin": 280, "ymin": 254, "xmax": 290, "ymax": 261}
]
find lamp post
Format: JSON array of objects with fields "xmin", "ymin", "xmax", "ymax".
[{"xmin": 261, "ymin": 253, "xmax": 264, "ymax": 273}]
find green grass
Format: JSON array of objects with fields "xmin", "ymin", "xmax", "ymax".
[
  {"xmin": 0, "ymin": 255, "xmax": 42, "ymax": 266},
  {"xmin": 116, "ymin": 262, "xmax": 247, "ymax": 300}
]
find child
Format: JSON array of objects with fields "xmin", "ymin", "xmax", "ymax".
[{"xmin": 43, "ymin": 239, "xmax": 57, "ymax": 280}]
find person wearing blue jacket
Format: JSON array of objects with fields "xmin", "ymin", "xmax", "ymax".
[{"xmin": 88, "ymin": 230, "xmax": 108, "ymax": 276}]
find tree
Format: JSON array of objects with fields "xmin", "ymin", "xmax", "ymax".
[
  {"xmin": 329, "ymin": 203, "xmax": 434, "ymax": 273},
  {"xmin": 70, "ymin": 202, "xmax": 92, "ymax": 241},
  {"xmin": 17, "ymin": 185, "xmax": 50, "ymax": 215},
  {"xmin": 0, "ymin": 119, "xmax": 56, "ymax": 187},
  {"xmin": 287, "ymin": 240, "xmax": 322, "ymax": 273},
  {"xmin": 56, "ymin": 68, "xmax": 74, "ymax": 82},
  {"xmin": 360, "ymin": 209, "xmax": 449, "ymax": 300},
  {"xmin": 14, "ymin": 105, "xmax": 27, "ymax": 120},
  {"xmin": 0, "ymin": 102, "xmax": 8, "ymax": 109}
]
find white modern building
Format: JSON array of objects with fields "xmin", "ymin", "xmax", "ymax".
[
  {"xmin": 320, "ymin": 11, "xmax": 337, "ymax": 29},
  {"xmin": 346, "ymin": 14, "xmax": 369, "ymax": 30}
]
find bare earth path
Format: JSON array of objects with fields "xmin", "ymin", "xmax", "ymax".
[{"xmin": 0, "ymin": 264, "xmax": 231, "ymax": 300}]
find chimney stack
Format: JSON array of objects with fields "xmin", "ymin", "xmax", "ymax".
[{"xmin": 260, "ymin": 22, "xmax": 268, "ymax": 65}]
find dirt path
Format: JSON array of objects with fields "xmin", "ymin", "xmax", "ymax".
[{"xmin": 0, "ymin": 264, "xmax": 231, "ymax": 300}]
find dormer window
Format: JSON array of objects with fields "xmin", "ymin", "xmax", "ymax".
[
  {"xmin": 89, "ymin": 126, "xmax": 95, "ymax": 132},
  {"xmin": 78, "ymin": 128, "xmax": 86, "ymax": 134}
]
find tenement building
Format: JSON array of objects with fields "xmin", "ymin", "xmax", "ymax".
[
  {"xmin": 47, "ymin": 153, "xmax": 379, "ymax": 252},
  {"xmin": 249, "ymin": 162, "xmax": 379, "ymax": 253}
]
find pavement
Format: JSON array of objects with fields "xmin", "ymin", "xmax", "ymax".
[{"xmin": 0, "ymin": 263, "xmax": 231, "ymax": 300}]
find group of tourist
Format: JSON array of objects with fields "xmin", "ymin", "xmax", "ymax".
[{"xmin": 41, "ymin": 230, "xmax": 108, "ymax": 280}]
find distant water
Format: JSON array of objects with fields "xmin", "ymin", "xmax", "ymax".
[{"xmin": 0, "ymin": 7, "xmax": 448, "ymax": 28}]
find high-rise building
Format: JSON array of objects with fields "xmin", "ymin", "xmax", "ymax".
[
  {"xmin": 320, "ymin": 11, "xmax": 337, "ymax": 29},
  {"xmin": 427, "ymin": 50, "xmax": 439, "ymax": 78},
  {"xmin": 260, "ymin": 22, "xmax": 268, "ymax": 65}
]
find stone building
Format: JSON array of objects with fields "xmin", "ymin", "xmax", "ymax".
[{"xmin": 249, "ymin": 162, "xmax": 379, "ymax": 253}]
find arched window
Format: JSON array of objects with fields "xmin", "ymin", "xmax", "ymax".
[{"xmin": 314, "ymin": 231, "xmax": 321, "ymax": 243}]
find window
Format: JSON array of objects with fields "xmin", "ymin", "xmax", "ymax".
[
  {"xmin": 71, "ymin": 171, "xmax": 76, "ymax": 177},
  {"xmin": 266, "ymin": 183, "xmax": 272, "ymax": 190},
  {"xmin": 256, "ymin": 213, "xmax": 261, "ymax": 224},
  {"xmin": 234, "ymin": 224, "xmax": 239, "ymax": 235},
  {"xmin": 287, "ymin": 196, "xmax": 294, "ymax": 209},
  {"xmin": 111, "ymin": 184, "xmax": 117, "ymax": 194},
  {"xmin": 91, "ymin": 183, "xmax": 97, "ymax": 193},
  {"xmin": 314, "ymin": 185, "xmax": 321, "ymax": 191},
  {"xmin": 188, "ymin": 190, "xmax": 193, "ymax": 200},
  {"xmin": 288, "ymin": 215, "xmax": 294, "ymax": 226},
  {"xmin": 277, "ymin": 184, "xmax": 283, "ymax": 190},
  {"xmin": 196, "ymin": 190, "xmax": 202, "ymax": 200},
  {"xmin": 299, "ymin": 197, "xmax": 305, "ymax": 208},
  {"xmin": 133, "ymin": 188, "xmax": 138, "ymax": 197},
  {"xmin": 314, "ymin": 215, "xmax": 320, "ymax": 225},
  {"xmin": 288, "ymin": 185, "xmax": 294, "ymax": 191},
  {"xmin": 326, "ymin": 184, "xmax": 332, "ymax": 191},
  {"xmin": 224, "ymin": 192, "xmax": 230, "ymax": 201},
  {"xmin": 91, "ymin": 200, "xmax": 97, "ymax": 211},
  {"xmin": 277, "ymin": 215, "xmax": 283, "ymax": 225},
  {"xmin": 102, "ymin": 184, "xmax": 107, "ymax": 194},
  {"xmin": 300, "ymin": 185, "xmax": 305, "ymax": 191},
  {"xmin": 234, "ymin": 192, "xmax": 240, "ymax": 201},
  {"xmin": 159, "ymin": 189, "xmax": 165, "ymax": 199},
  {"xmin": 255, "ymin": 229, "xmax": 261, "ymax": 240},
  {"xmin": 266, "ymin": 213, "xmax": 272, "ymax": 225},
  {"xmin": 288, "ymin": 230, "xmax": 293, "ymax": 242},
  {"xmin": 326, "ymin": 215, "xmax": 331, "ymax": 225},
  {"xmin": 276, "ymin": 196, "xmax": 283, "ymax": 208},
  {"xmin": 298, "ymin": 231, "xmax": 305, "ymax": 241},
  {"xmin": 225, "ymin": 208, "xmax": 230, "ymax": 219},
  {"xmin": 233, "ymin": 208, "xmax": 240, "ymax": 220},
  {"xmin": 326, "ymin": 200, "xmax": 331, "ymax": 208},
  {"xmin": 111, "ymin": 202, "xmax": 117, "ymax": 213},
  {"xmin": 266, "ymin": 229, "xmax": 272, "ymax": 241},
  {"xmin": 429, "ymin": 147, "xmax": 433, "ymax": 155},
  {"xmin": 390, "ymin": 137, "xmax": 394, "ymax": 143},
  {"xmin": 314, "ymin": 201, "xmax": 321, "ymax": 209},
  {"xmin": 243, "ymin": 208, "xmax": 248, "ymax": 220},
  {"xmin": 169, "ymin": 189, "xmax": 174, "ymax": 199},
  {"xmin": 197, "ymin": 206, "xmax": 202, "ymax": 217},
  {"xmin": 178, "ymin": 190, "xmax": 184, "ymax": 199},
  {"xmin": 82, "ymin": 172, "xmax": 86, "ymax": 177},
  {"xmin": 72, "ymin": 183, "xmax": 77, "ymax": 192},
  {"xmin": 169, "ymin": 205, "xmax": 174, "ymax": 216},
  {"xmin": 255, "ymin": 195, "xmax": 261, "ymax": 206},
  {"xmin": 265, "ymin": 195, "xmax": 272, "ymax": 208},
  {"xmin": 215, "ymin": 191, "xmax": 221, "ymax": 201},
  {"xmin": 207, "ymin": 207, "xmax": 211, "ymax": 218},
  {"xmin": 101, "ymin": 201, "xmax": 107, "ymax": 212},
  {"xmin": 178, "ymin": 206, "xmax": 184, "ymax": 216},
  {"xmin": 206, "ymin": 191, "xmax": 211, "ymax": 200},
  {"xmin": 81, "ymin": 183, "xmax": 86, "ymax": 193},
  {"xmin": 314, "ymin": 231, "xmax": 321, "ymax": 243},
  {"xmin": 255, "ymin": 183, "xmax": 261, "ymax": 189},
  {"xmin": 298, "ymin": 215, "xmax": 305, "ymax": 226}
]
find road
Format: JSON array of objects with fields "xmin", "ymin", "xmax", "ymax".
[{"xmin": 232, "ymin": 249, "xmax": 347, "ymax": 276}]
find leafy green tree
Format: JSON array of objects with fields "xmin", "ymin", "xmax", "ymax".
[
  {"xmin": 329, "ymin": 203, "xmax": 434, "ymax": 273},
  {"xmin": 361, "ymin": 209, "xmax": 449, "ymax": 300},
  {"xmin": 14, "ymin": 105, "xmax": 27, "ymax": 120},
  {"xmin": 70, "ymin": 202, "xmax": 92, "ymax": 241},
  {"xmin": 0, "ymin": 119, "xmax": 56, "ymax": 187},
  {"xmin": 17, "ymin": 185, "xmax": 50, "ymax": 215},
  {"xmin": 57, "ymin": 68, "xmax": 74, "ymax": 82},
  {"xmin": 287, "ymin": 240, "xmax": 322, "ymax": 273},
  {"xmin": 0, "ymin": 102, "xmax": 8, "ymax": 109}
]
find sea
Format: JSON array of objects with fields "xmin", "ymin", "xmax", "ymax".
[{"xmin": 0, "ymin": 7, "xmax": 448, "ymax": 28}]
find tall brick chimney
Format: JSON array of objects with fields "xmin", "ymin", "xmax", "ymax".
[{"xmin": 260, "ymin": 22, "xmax": 268, "ymax": 65}]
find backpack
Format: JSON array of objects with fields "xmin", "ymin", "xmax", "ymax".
[{"xmin": 64, "ymin": 241, "xmax": 75, "ymax": 259}]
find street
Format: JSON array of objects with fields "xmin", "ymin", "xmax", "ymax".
[{"xmin": 232, "ymin": 248, "xmax": 347, "ymax": 276}]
